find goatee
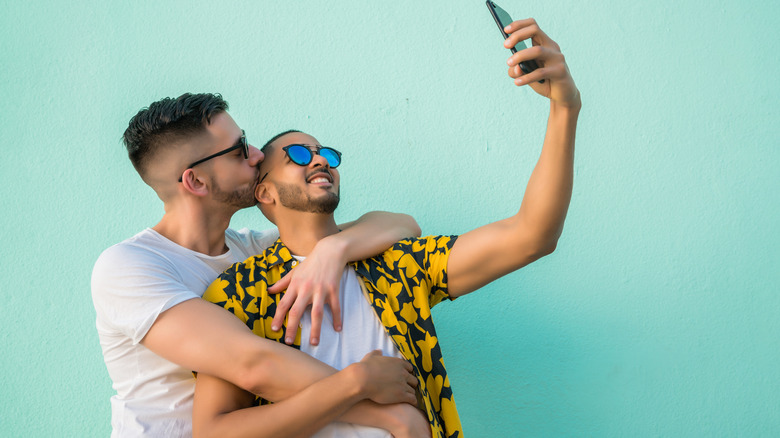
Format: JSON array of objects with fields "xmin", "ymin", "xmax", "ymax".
[{"xmin": 276, "ymin": 182, "xmax": 340, "ymax": 214}]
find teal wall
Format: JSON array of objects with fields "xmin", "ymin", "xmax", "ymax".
[{"xmin": 2, "ymin": 0, "xmax": 778, "ymax": 436}]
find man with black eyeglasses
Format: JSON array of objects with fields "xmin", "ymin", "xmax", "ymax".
[
  {"xmin": 193, "ymin": 18, "xmax": 581, "ymax": 438},
  {"xmin": 91, "ymin": 93, "xmax": 427, "ymax": 437}
]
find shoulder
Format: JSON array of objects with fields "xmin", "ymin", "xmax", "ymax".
[
  {"xmin": 91, "ymin": 230, "xmax": 200, "ymax": 330},
  {"xmin": 387, "ymin": 235, "xmax": 459, "ymax": 256},
  {"xmin": 93, "ymin": 229, "xmax": 172, "ymax": 272},
  {"xmin": 227, "ymin": 227, "xmax": 280, "ymax": 256},
  {"xmin": 356, "ymin": 235, "xmax": 458, "ymax": 273},
  {"xmin": 91, "ymin": 229, "xmax": 195, "ymax": 299}
]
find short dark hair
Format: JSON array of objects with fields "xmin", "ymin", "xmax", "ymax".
[
  {"xmin": 122, "ymin": 93, "xmax": 229, "ymax": 178},
  {"xmin": 260, "ymin": 129, "xmax": 301, "ymax": 155},
  {"xmin": 258, "ymin": 130, "xmax": 302, "ymax": 177}
]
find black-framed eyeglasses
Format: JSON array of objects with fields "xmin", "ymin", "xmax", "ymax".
[
  {"xmin": 258, "ymin": 144, "xmax": 342, "ymax": 184},
  {"xmin": 178, "ymin": 130, "xmax": 248, "ymax": 182}
]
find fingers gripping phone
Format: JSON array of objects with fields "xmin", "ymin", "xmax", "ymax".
[{"xmin": 486, "ymin": 1, "xmax": 544, "ymax": 83}]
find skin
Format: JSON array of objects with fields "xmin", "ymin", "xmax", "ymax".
[
  {"xmin": 135, "ymin": 111, "xmax": 423, "ymax": 430},
  {"xmin": 193, "ymin": 18, "xmax": 582, "ymax": 438}
]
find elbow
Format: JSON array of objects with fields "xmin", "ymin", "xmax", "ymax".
[
  {"xmin": 540, "ymin": 234, "xmax": 559, "ymax": 256},
  {"xmin": 530, "ymin": 224, "xmax": 563, "ymax": 260},
  {"xmin": 540, "ymin": 240, "xmax": 557, "ymax": 257},
  {"xmin": 409, "ymin": 219, "xmax": 422, "ymax": 238},
  {"xmin": 526, "ymin": 237, "xmax": 558, "ymax": 263},
  {"xmin": 397, "ymin": 213, "xmax": 421, "ymax": 238},
  {"xmin": 538, "ymin": 234, "xmax": 559, "ymax": 257}
]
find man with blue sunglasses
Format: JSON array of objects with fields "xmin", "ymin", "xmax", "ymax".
[{"xmin": 194, "ymin": 18, "xmax": 581, "ymax": 438}]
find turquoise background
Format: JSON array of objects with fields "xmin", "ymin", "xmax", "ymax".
[{"xmin": 2, "ymin": 0, "xmax": 778, "ymax": 436}]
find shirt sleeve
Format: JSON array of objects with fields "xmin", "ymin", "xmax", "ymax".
[
  {"xmin": 394, "ymin": 235, "xmax": 459, "ymax": 308},
  {"xmin": 91, "ymin": 244, "xmax": 198, "ymax": 344}
]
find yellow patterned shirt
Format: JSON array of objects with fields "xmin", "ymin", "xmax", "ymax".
[{"xmin": 203, "ymin": 235, "xmax": 463, "ymax": 438}]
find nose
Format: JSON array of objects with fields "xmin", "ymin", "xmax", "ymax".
[
  {"xmin": 247, "ymin": 145, "xmax": 264, "ymax": 167},
  {"xmin": 309, "ymin": 150, "xmax": 330, "ymax": 168}
]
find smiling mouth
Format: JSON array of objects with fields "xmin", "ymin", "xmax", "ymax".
[{"xmin": 306, "ymin": 171, "xmax": 333, "ymax": 185}]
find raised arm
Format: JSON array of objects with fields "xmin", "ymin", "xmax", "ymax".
[
  {"xmin": 447, "ymin": 19, "xmax": 581, "ymax": 297},
  {"xmin": 268, "ymin": 211, "xmax": 421, "ymax": 345}
]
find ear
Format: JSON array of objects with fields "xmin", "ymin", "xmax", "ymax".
[
  {"xmin": 255, "ymin": 180, "xmax": 276, "ymax": 206},
  {"xmin": 179, "ymin": 169, "xmax": 209, "ymax": 197}
]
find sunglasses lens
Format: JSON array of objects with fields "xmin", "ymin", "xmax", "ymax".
[
  {"xmin": 241, "ymin": 132, "xmax": 248, "ymax": 159},
  {"xmin": 320, "ymin": 148, "xmax": 341, "ymax": 168},
  {"xmin": 286, "ymin": 145, "xmax": 312, "ymax": 165}
]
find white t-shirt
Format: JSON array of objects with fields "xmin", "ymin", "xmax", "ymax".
[
  {"xmin": 295, "ymin": 258, "xmax": 403, "ymax": 438},
  {"xmin": 91, "ymin": 227, "xmax": 278, "ymax": 438}
]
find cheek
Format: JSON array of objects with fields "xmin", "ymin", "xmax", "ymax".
[{"xmin": 219, "ymin": 160, "xmax": 255, "ymax": 179}]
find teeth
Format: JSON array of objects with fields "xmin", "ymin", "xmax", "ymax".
[{"xmin": 310, "ymin": 177, "xmax": 329, "ymax": 184}]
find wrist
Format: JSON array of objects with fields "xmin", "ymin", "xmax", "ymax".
[
  {"xmin": 317, "ymin": 233, "xmax": 350, "ymax": 264},
  {"xmin": 551, "ymin": 92, "xmax": 582, "ymax": 113},
  {"xmin": 343, "ymin": 362, "xmax": 370, "ymax": 400}
]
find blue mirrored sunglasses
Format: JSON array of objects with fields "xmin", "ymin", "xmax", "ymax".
[
  {"xmin": 258, "ymin": 145, "xmax": 342, "ymax": 184},
  {"xmin": 283, "ymin": 144, "xmax": 342, "ymax": 168}
]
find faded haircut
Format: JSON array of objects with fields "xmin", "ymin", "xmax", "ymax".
[{"xmin": 122, "ymin": 93, "xmax": 228, "ymax": 179}]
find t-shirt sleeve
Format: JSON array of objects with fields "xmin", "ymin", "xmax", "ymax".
[
  {"xmin": 91, "ymin": 244, "xmax": 199, "ymax": 344},
  {"xmin": 393, "ymin": 235, "xmax": 458, "ymax": 308}
]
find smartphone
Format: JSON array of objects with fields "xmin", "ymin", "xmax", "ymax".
[{"xmin": 486, "ymin": 1, "xmax": 543, "ymax": 82}]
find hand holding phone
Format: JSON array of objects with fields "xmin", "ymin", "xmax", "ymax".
[{"xmin": 486, "ymin": 1, "xmax": 544, "ymax": 83}]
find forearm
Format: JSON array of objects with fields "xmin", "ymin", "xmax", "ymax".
[
  {"xmin": 241, "ymin": 337, "xmax": 341, "ymax": 401},
  {"xmin": 333, "ymin": 211, "xmax": 421, "ymax": 262},
  {"xmin": 516, "ymin": 101, "xmax": 580, "ymax": 249},
  {"xmin": 194, "ymin": 365, "xmax": 367, "ymax": 438},
  {"xmin": 195, "ymin": 349, "xmax": 420, "ymax": 438},
  {"xmin": 257, "ymin": 365, "xmax": 414, "ymax": 432}
]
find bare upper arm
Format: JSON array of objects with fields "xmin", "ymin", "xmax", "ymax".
[
  {"xmin": 140, "ymin": 298, "xmax": 265, "ymax": 388},
  {"xmin": 446, "ymin": 215, "xmax": 553, "ymax": 298},
  {"xmin": 142, "ymin": 298, "xmax": 342, "ymax": 401}
]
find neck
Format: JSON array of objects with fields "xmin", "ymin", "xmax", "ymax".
[
  {"xmin": 275, "ymin": 210, "xmax": 340, "ymax": 256},
  {"xmin": 153, "ymin": 199, "xmax": 236, "ymax": 256}
]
